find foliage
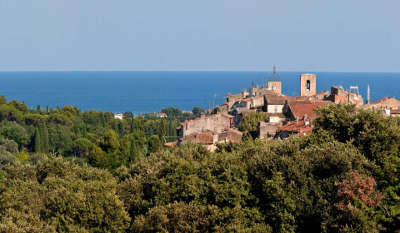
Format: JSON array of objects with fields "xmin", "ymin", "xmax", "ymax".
[
  {"xmin": 0, "ymin": 156, "xmax": 130, "ymax": 232},
  {"xmin": 238, "ymin": 111, "xmax": 269, "ymax": 132},
  {"xmin": 315, "ymin": 104, "xmax": 400, "ymax": 232},
  {"xmin": 0, "ymin": 99, "xmax": 399, "ymax": 232}
]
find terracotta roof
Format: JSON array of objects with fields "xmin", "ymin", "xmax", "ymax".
[
  {"xmin": 164, "ymin": 142, "xmax": 177, "ymax": 147},
  {"xmin": 278, "ymin": 120, "xmax": 312, "ymax": 136},
  {"xmin": 371, "ymin": 97, "xmax": 400, "ymax": 106},
  {"xmin": 315, "ymin": 91, "xmax": 329, "ymax": 96},
  {"xmin": 288, "ymin": 101, "xmax": 331, "ymax": 119}
]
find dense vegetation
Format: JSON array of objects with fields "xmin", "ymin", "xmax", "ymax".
[
  {"xmin": 0, "ymin": 98, "xmax": 399, "ymax": 232},
  {"xmin": 0, "ymin": 96, "xmax": 203, "ymax": 171}
]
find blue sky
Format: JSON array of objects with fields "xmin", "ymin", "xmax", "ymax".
[{"xmin": 0, "ymin": 0, "xmax": 399, "ymax": 72}]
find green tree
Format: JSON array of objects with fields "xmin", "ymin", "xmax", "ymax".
[
  {"xmin": 0, "ymin": 95, "xmax": 7, "ymax": 105},
  {"xmin": 314, "ymin": 104, "xmax": 400, "ymax": 232},
  {"xmin": 0, "ymin": 121, "xmax": 29, "ymax": 149},
  {"xmin": 192, "ymin": 106, "xmax": 205, "ymax": 118},
  {"xmin": 0, "ymin": 157, "xmax": 130, "ymax": 232},
  {"xmin": 40, "ymin": 123, "xmax": 49, "ymax": 153},
  {"xmin": 33, "ymin": 127, "xmax": 41, "ymax": 153},
  {"xmin": 148, "ymin": 135, "xmax": 162, "ymax": 154},
  {"xmin": 72, "ymin": 138, "xmax": 94, "ymax": 158},
  {"xmin": 238, "ymin": 111, "xmax": 269, "ymax": 137},
  {"xmin": 48, "ymin": 125, "xmax": 73, "ymax": 154},
  {"xmin": 98, "ymin": 129, "xmax": 120, "ymax": 154}
]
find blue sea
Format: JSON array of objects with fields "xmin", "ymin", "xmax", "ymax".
[{"xmin": 0, "ymin": 71, "xmax": 399, "ymax": 114}]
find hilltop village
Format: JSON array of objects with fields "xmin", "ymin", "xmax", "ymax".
[{"xmin": 173, "ymin": 73, "xmax": 400, "ymax": 150}]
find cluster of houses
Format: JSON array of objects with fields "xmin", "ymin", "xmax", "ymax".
[{"xmin": 174, "ymin": 72, "xmax": 400, "ymax": 150}]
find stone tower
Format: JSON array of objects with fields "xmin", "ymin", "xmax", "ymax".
[
  {"xmin": 300, "ymin": 74, "xmax": 316, "ymax": 96},
  {"xmin": 268, "ymin": 80, "xmax": 282, "ymax": 95},
  {"xmin": 267, "ymin": 65, "xmax": 282, "ymax": 95}
]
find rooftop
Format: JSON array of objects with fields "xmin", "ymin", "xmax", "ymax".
[
  {"xmin": 288, "ymin": 101, "xmax": 331, "ymax": 119},
  {"xmin": 278, "ymin": 120, "xmax": 313, "ymax": 136}
]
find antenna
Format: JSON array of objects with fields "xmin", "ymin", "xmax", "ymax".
[
  {"xmin": 272, "ymin": 65, "xmax": 277, "ymax": 77},
  {"xmin": 213, "ymin": 93, "xmax": 216, "ymax": 109},
  {"xmin": 349, "ymin": 86, "xmax": 359, "ymax": 95}
]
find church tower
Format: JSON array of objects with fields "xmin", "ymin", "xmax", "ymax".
[
  {"xmin": 267, "ymin": 65, "xmax": 282, "ymax": 95},
  {"xmin": 300, "ymin": 74, "xmax": 316, "ymax": 96}
]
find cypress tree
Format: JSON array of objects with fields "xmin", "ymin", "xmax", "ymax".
[
  {"xmin": 33, "ymin": 127, "xmax": 41, "ymax": 153},
  {"xmin": 82, "ymin": 124, "xmax": 88, "ymax": 138},
  {"xmin": 40, "ymin": 123, "xmax": 49, "ymax": 153},
  {"xmin": 130, "ymin": 117, "xmax": 135, "ymax": 133}
]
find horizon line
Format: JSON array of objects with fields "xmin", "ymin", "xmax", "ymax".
[{"xmin": 0, "ymin": 69, "xmax": 399, "ymax": 74}]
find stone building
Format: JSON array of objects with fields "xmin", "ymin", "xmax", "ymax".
[
  {"xmin": 300, "ymin": 74, "xmax": 317, "ymax": 96},
  {"xmin": 226, "ymin": 91, "xmax": 248, "ymax": 109},
  {"xmin": 264, "ymin": 95, "xmax": 286, "ymax": 113},
  {"xmin": 179, "ymin": 127, "xmax": 243, "ymax": 151},
  {"xmin": 249, "ymin": 95, "xmax": 265, "ymax": 109},
  {"xmin": 267, "ymin": 80, "xmax": 282, "ymax": 95},
  {"xmin": 178, "ymin": 112, "xmax": 234, "ymax": 137},
  {"xmin": 258, "ymin": 121, "xmax": 281, "ymax": 139},
  {"xmin": 363, "ymin": 97, "xmax": 400, "ymax": 110},
  {"xmin": 363, "ymin": 97, "xmax": 400, "ymax": 117},
  {"xmin": 326, "ymin": 86, "xmax": 363, "ymax": 106}
]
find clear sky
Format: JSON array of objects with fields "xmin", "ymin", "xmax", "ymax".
[{"xmin": 0, "ymin": 0, "xmax": 399, "ymax": 72}]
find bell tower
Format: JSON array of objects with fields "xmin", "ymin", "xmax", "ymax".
[
  {"xmin": 267, "ymin": 65, "xmax": 282, "ymax": 95},
  {"xmin": 300, "ymin": 74, "xmax": 316, "ymax": 96}
]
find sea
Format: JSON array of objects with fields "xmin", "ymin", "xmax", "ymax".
[{"xmin": 0, "ymin": 71, "xmax": 399, "ymax": 114}]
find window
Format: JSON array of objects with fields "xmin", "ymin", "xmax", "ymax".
[{"xmin": 306, "ymin": 80, "xmax": 311, "ymax": 91}]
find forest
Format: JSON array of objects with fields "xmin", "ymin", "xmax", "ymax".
[{"xmin": 0, "ymin": 96, "xmax": 399, "ymax": 233}]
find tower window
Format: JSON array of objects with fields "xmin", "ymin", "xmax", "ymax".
[{"xmin": 306, "ymin": 80, "xmax": 311, "ymax": 91}]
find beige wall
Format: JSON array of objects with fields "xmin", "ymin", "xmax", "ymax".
[
  {"xmin": 258, "ymin": 122, "xmax": 280, "ymax": 139},
  {"xmin": 268, "ymin": 81, "xmax": 282, "ymax": 95},
  {"xmin": 267, "ymin": 105, "xmax": 284, "ymax": 113},
  {"xmin": 251, "ymin": 97, "xmax": 264, "ymax": 109},
  {"xmin": 269, "ymin": 116, "xmax": 283, "ymax": 124},
  {"xmin": 300, "ymin": 74, "xmax": 317, "ymax": 96},
  {"xmin": 182, "ymin": 113, "xmax": 232, "ymax": 137}
]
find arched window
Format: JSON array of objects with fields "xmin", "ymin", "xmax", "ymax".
[{"xmin": 306, "ymin": 80, "xmax": 311, "ymax": 91}]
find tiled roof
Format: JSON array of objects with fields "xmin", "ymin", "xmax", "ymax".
[
  {"xmin": 288, "ymin": 101, "xmax": 331, "ymax": 119},
  {"xmin": 371, "ymin": 97, "xmax": 400, "ymax": 105},
  {"xmin": 164, "ymin": 142, "xmax": 178, "ymax": 147},
  {"xmin": 278, "ymin": 120, "xmax": 312, "ymax": 136}
]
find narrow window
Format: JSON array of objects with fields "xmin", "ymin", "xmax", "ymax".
[{"xmin": 306, "ymin": 80, "xmax": 311, "ymax": 91}]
